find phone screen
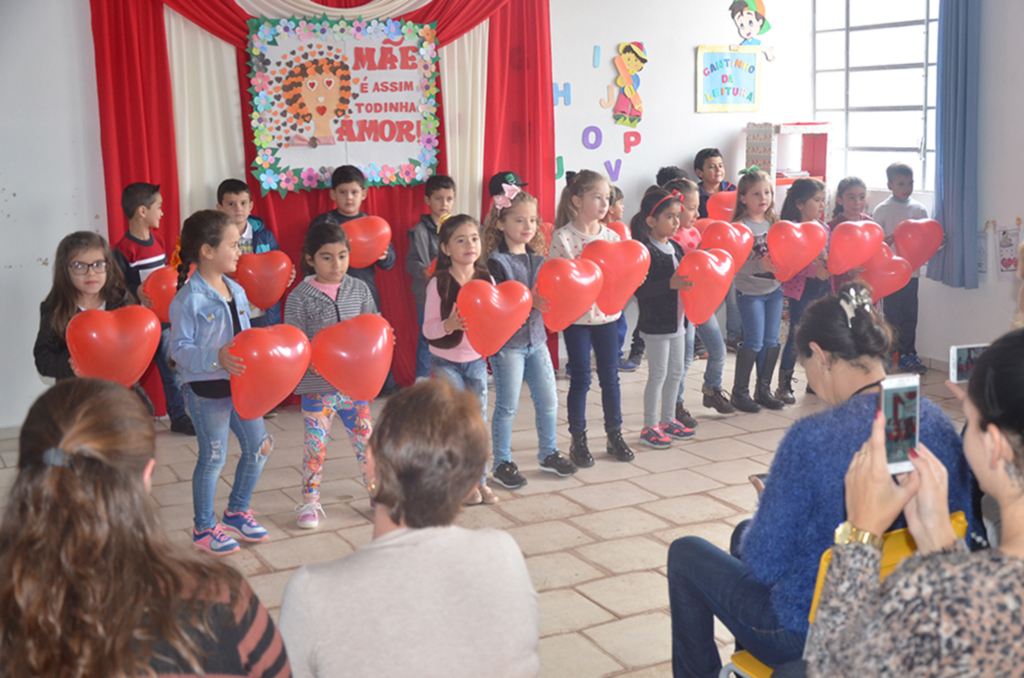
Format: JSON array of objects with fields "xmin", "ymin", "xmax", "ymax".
[
  {"xmin": 950, "ymin": 344, "xmax": 988, "ymax": 383},
  {"xmin": 880, "ymin": 376, "xmax": 919, "ymax": 473}
]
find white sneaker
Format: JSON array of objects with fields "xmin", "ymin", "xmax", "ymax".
[
  {"xmin": 415, "ymin": 376, "xmax": 431, "ymax": 384},
  {"xmin": 295, "ymin": 501, "xmax": 325, "ymax": 529}
]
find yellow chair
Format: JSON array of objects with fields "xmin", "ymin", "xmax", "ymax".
[{"xmin": 718, "ymin": 512, "xmax": 967, "ymax": 678}]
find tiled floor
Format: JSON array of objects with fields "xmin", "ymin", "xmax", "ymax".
[{"xmin": 0, "ymin": 356, "xmax": 962, "ymax": 677}]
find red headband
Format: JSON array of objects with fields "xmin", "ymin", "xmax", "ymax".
[{"xmin": 649, "ymin": 190, "xmax": 684, "ymax": 218}]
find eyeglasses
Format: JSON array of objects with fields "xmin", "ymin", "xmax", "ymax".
[{"xmin": 68, "ymin": 261, "xmax": 109, "ymax": 275}]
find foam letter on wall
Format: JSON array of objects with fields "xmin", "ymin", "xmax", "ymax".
[
  {"xmin": 593, "ymin": 46, "xmax": 601, "ymax": 68},
  {"xmin": 604, "ymin": 159, "xmax": 622, "ymax": 181},
  {"xmin": 582, "ymin": 126, "xmax": 603, "ymax": 149},
  {"xmin": 600, "ymin": 85, "xmax": 615, "ymax": 109},
  {"xmin": 555, "ymin": 156, "xmax": 564, "ymax": 180},
  {"xmin": 553, "ymin": 82, "xmax": 572, "ymax": 106},
  {"xmin": 624, "ymin": 131, "xmax": 642, "ymax": 154}
]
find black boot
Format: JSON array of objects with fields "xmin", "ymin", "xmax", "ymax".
[
  {"xmin": 605, "ymin": 429, "xmax": 635, "ymax": 462},
  {"xmin": 755, "ymin": 346, "xmax": 786, "ymax": 410},
  {"xmin": 730, "ymin": 348, "xmax": 761, "ymax": 413},
  {"xmin": 775, "ymin": 368, "xmax": 796, "ymax": 405},
  {"xmin": 570, "ymin": 431, "xmax": 595, "ymax": 468}
]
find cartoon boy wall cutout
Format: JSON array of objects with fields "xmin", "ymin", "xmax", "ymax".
[
  {"xmin": 281, "ymin": 50, "xmax": 353, "ymax": 148},
  {"xmin": 612, "ymin": 42, "xmax": 647, "ymax": 128},
  {"xmin": 729, "ymin": 0, "xmax": 775, "ymax": 61}
]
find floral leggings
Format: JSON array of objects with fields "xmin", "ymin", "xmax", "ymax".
[{"xmin": 301, "ymin": 393, "xmax": 372, "ymax": 502}]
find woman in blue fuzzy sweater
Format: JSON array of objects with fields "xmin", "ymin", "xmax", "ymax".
[{"xmin": 667, "ymin": 283, "xmax": 978, "ymax": 678}]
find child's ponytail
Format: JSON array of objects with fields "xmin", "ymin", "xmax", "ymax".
[
  {"xmin": 176, "ymin": 210, "xmax": 233, "ymax": 290},
  {"xmin": 554, "ymin": 169, "xmax": 607, "ymax": 229}
]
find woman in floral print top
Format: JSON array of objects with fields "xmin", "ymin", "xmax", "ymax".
[{"xmin": 808, "ymin": 328, "xmax": 1024, "ymax": 676}]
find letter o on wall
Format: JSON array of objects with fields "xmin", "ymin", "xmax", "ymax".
[
  {"xmin": 582, "ymin": 126, "xmax": 603, "ymax": 150},
  {"xmin": 378, "ymin": 120, "xmax": 397, "ymax": 142}
]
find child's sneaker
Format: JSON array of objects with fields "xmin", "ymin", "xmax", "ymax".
[
  {"xmin": 898, "ymin": 353, "xmax": 928, "ymax": 375},
  {"xmin": 193, "ymin": 524, "xmax": 240, "ymax": 556},
  {"xmin": 662, "ymin": 419, "xmax": 696, "ymax": 440},
  {"xmin": 222, "ymin": 509, "xmax": 269, "ymax": 542},
  {"xmin": 295, "ymin": 501, "xmax": 325, "ymax": 529},
  {"xmin": 492, "ymin": 461, "xmax": 528, "ymax": 489},
  {"xmin": 640, "ymin": 426, "xmax": 673, "ymax": 449},
  {"xmin": 539, "ymin": 452, "xmax": 578, "ymax": 477}
]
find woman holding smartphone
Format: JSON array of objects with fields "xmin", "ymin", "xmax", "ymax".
[
  {"xmin": 667, "ymin": 283, "xmax": 979, "ymax": 678},
  {"xmin": 807, "ymin": 328, "xmax": 1024, "ymax": 675}
]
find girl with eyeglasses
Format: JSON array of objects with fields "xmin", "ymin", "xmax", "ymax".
[{"xmin": 34, "ymin": 231, "xmax": 131, "ymax": 381}]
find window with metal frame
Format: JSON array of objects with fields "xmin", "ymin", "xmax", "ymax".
[{"xmin": 814, "ymin": 0, "xmax": 938, "ymax": 191}]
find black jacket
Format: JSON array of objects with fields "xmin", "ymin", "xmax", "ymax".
[
  {"xmin": 633, "ymin": 239, "xmax": 687, "ymax": 335},
  {"xmin": 34, "ymin": 294, "xmax": 131, "ymax": 380}
]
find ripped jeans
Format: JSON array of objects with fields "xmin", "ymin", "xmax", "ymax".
[{"xmin": 185, "ymin": 385, "xmax": 273, "ymax": 532}]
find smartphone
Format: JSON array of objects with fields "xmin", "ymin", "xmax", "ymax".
[
  {"xmin": 949, "ymin": 343, "xmax": 989, "ymax": 383},
  {"xmin": 879, "ymin": 375, "xmax": 920, "ymax": 474}
]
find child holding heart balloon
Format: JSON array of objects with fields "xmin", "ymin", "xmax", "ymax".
[
  {"xmin": 602, "ymin": 185, "xmax": 642, "ymax": 373},
  {"xmin": 482, "ymin": 176, "xmax": 578, "ymax": 490},
  {"xmin": 731, "ymin": 167, "xmax": 786, "ymax": 413},
  {"xmin": 169, "ymin": 210, "xmax": 273, "ymax": 557},
  {"xmin": 827, "ymin": 176, "xmax": 874, "ymax": 289},
  {"xmin": 631, "ymin": 188, "xmax": 696, "ymax": 449},
  {"xmin": 551, "ymin": 169, "xmax": 635, "ymax": 466},
  {"xmin": 776, "ymin": 178, "xmax": 830, "ymax": 404},
  {"xmin": 285, "ymin": 222, "xmax": 377, "ymax": 529},
  {"xmin": 423, "ymin": 214, "xmax": 499, "ymax": 505}
]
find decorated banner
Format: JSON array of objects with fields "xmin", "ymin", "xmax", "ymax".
[
  {"xmin": 696, "ymin": 45, "xmax": 760, "ymax": 113},
  {"xmin": 247, "ymin": 15, "xmax": 440, "ymax": 196}
]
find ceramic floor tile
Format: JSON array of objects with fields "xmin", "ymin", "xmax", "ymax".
[
  {"xmin": 526, "ymin": 552, "xmax": 607, "ymax": 591},
  {"xmin": 690, "ymin": 459, "xmax": 771, "ymax": 485},
  {"xmin": 582, "ymin": 612, "xmax": 673, "ymax": 669},
  {"xmin": 253, "ymin": 532, "xmax": 352, "ymax": 570},
  {"xmin": 457, "ymin": 504, "xmax": 518, "ymax": 530},
  {"xmin": 616, "ymin": 663, "xmax": 673, "ymax": 678},
  {"xmin": 575, "ymin": 536, "xmax": 670, "ymax": 574},
  {"xmin": 653, "ymin": 520, "xmax": 737, "ymax": 551},
  {"xmin": 539, "ymin": 588, "xmax": 616, "ymax": 636},
  {"xmin": 727, "ymin": 412, "xmax": 797, "ymax": 432},
  {"xmin": 629, "ymin": 468, "xmax": 725, "ymax": 498},
  {"xmin": 498, "ymin": 493, "xmax": 587, "ymax": 523},
  {"xmin": 576, "ymin": 571, "xmax": 668, "ymax": 616},
  {"xmin": 562, "ymin": 481, "xmax": 661, "ymax": 511},
  {"xmin": 683, "ymin": 438, "xmax": 770, "ymax": 462},
  {"xmin": 572, "ymin": 459, "xmax": 652, "ymax": 484},
  {"xmin": 629, "ymin": 448, "xmax": 708, "ymax": 473},
  {"xmin": 707, "ymin": 484, "xmax": 760, "ymax": 513},
  {"xmin": 506, "ymin": 521, "xmax": 595, "ymax": 555},
  {"xmin": 641, "ymin": 494, "xmax": 739, "ymax": 525},
  {"xmin": 539, "ymin": 633, "xmax": 624, "ymax": 677},
  {"xmin": 569, "ymin": 507, "xmax": 671, "ymax": 540},
  {"xmin": 246, "ymin": 569, "xmax": 296, "ymax": 609}
]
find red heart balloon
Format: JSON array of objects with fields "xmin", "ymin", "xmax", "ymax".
[
  {"xmin": 693, "ymin": 218, "xmax": 726, "ymax": 235},
  {"xmin": 706, "ymin": 190, "xmax": 735, "ymax": 222},
  {"xmin": 425, "ymin": 258, "xmax": 437, "ymax": 276},
  {"xmin": 235, "ymin": 251, "xmax": 292, "ymax": 310},
  {"xmin": 142, "ymin": 266, "xmax": 179, "ymax": 323},
  {"xmin": 864, "ymin": 242, "xmax": 895, "ymax": 268},
  {"xmin": 699, "ymin": 222, "xmax": 753, "ymax": 276},
  {"xmin": 672, "ymin": 227, "xmax": 702, "ymax": 254},
  {"xmin": 827, "ymin": 221, "xmax": 884, "ymax": 275},
  {"xmin": 766, "ymin": 221, "xmax": 828, "ymax": 282},
  {"xmin": 580, "ymin": 240, "xmax": 652, "ymax": 315},
  {"xmin": 66, "ymin": 306, "xmax": 161, "ymax": 387},
  {"xmin": 536, "ymin": 259, "xmax": 604, "ymax": 332},
  {"xmin": 860, "ymin": 253, "xmax": 912, "ymax": 300},
  {"xmin": 894, "ymin": 218, "xmax": 944, "ymax": 270},
  {"xmin": 606, "ymin": 221, "xmax": 631, "ymax": 240},
  {"xmin": 456, "ymin": 280, "xmax": 533, "ymax": 356},
  {"xmin": 679, "ymin": 249, "xmax": 735, "ymax": 325},
  {"xmin": 229, "ymin": 325, "xmax": 311, "ymax": 419},
  {"xmin": 343, "ymin": 216, "xmax": 392, "ymax": 268},
  {"xmin": 311, "ymin": 314, "xmax": 394, "ymax": 401}
]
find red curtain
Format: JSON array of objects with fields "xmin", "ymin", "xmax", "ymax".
[{"xmin": 89, "ymin": 0, "xmax": 550, "ymax": 402}]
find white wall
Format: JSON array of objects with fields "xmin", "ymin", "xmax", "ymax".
[
  {"xmin": 914, "ymin": 0, "xmax": 1024, "ymax": 364},
  {"xmin": 550, "ymin": 0, "xmax": 815, "ymax": 217},
  {"xmin": 0, "ymin": 0, "xmax": 107, "ymax": 430}
]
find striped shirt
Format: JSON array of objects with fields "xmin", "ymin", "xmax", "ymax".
[
  {"xmin": 114, "ymin": 231, "xmax": 167, "ymax": 298},
  {"xmin": 284, "ymin": 275, "xmax": 378, "ymax": 395}
]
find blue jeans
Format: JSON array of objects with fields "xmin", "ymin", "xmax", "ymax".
[
  {"xmin": 491, "ymin": 344, "xmax": 559, "ymax": 467},
  {"xmin": 668, "ymin": 536, "xmax": 806, "ymax": 677},
  {"xmin": 616, "ymin": 313, "xmax": 628, "ymax": 359},
  {"xmin": 563, "ymin": 321, "xmax": 622, "ymax": 434},
  {"xmin": 678, "ymin": 314, "xmax": 727, "ymax": 404},
  {"xmin": 781, "ymin": 277, "xmax": 830, "ymax": 371},
  {"xmin": 156, "ymin": 325, "xmax": 187, "ymax": 420},
  {"xmin": 184, "ymin": 385, "xmax": 273, "ymax": 532},
  {"xmin": 415, "ymin": 303, "xmax": 432, "ymax": 378},
  {"xmin": 430, "ymin": 355, "xmax": 488, "ymax": 423},
  {"xmin": 737, "ymin": 287, "xmax": 785, "ymax": 372},
  {"xmin": 725, "ymin": 284, "xmax": 742, "ymax": 342}
]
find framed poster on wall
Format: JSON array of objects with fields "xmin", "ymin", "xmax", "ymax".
[{"xmin": 696, "ymin": 45, "xmax": 760, "ymax": 113}]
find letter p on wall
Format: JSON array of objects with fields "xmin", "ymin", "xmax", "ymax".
[{"xmin": 624, "ymin": 131, "xmax": 641, "ymax": 154}]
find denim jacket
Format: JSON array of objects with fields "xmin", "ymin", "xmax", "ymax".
[{"xmin": 169, "ymin": 273, "xmax": 251, "ymax": 383}]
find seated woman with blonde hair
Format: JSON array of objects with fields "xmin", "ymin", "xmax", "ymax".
[
  {"xmin": 279, "ymin": 379, "xmax": 539, "ymax": 678},
  {"xmin": 0, "ymin": 379, "xmax": 288, "ymax": 677},
  {"xmin": 807, "ymin": 327, "xmax": 1024, "ymax": 675}
]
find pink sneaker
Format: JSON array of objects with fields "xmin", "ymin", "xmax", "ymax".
[
  {"xmin": 662, "ymin": 419, "xmax": 696, "ymax": 440},
  {"xmin": 295, "ymin": 501, "xmax": 325, "ymax": 529},
  {"xmin": 192, "ymin": 524, "xmax": 240, "ymax": 556}
]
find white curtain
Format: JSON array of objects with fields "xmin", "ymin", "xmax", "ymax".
[{"xmin": 165, "ymin": 0, "xmax": 489, "ymax": 222}]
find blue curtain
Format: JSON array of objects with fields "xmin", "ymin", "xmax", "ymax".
[{"xmin": 927, "ymin": 0, "xmax": 980, "ymax": 288}]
